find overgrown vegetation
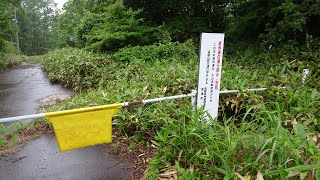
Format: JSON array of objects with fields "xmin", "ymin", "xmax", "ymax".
[
  {"xmin": 40, "ymin": 42, "xmax": 319, "ymax": 178},
  {"xmin": 76, "ymin": 3, "xmax": 156, "ymax": 52},
  {"xmin": 149, "ymin": 103, "xmax": 320, "ymax": 179},
  {"xmin": 42, "ymin": 41, "xmax": 197, "ymax": 91},
  {"xmin": 1, "ymin": 0, "xmax": 319, "ymax": 179},
  {"xmin": 0, "ymin": 120, "xmax": 51, "ymax": 155},
  {"xmin": 0, "ymin": 41, "xmax": 26, "ymax": 71},
  {"xmin": 0, "ymin": 53, "xmax": 23, "ymax": 71}
]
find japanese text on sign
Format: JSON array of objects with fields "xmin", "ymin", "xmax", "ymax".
[{"xmin": 196, "ymin": 33, "xmax": 224, "ymax": 119}]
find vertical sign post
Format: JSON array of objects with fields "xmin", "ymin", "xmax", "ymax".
[
  {"xmin": 196, "ymin": 33, "xmax": 225, "ymax": 119},
  {"xmin": 302, "ymin": 69, "xmax": 309, "ymax": 85}
]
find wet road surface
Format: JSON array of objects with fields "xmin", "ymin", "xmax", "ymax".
[
  {"xmin": 0, "ymin": 134, "xmax": 129, "ymax": 180},
  {"xmin": 0, "ymin": 62, "xmax": 72, "ymax": 119},
  {"xmin": 0, "ymin": 62, "xmax": 130, "ymax": 179}
]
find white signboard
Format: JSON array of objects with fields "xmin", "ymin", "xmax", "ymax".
[{"xmin": 196, "ymin": 33, "xmax": 225, "ymax": 119}]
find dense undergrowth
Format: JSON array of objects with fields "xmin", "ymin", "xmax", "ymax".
[
  {"xmin": 40, "ymin": 42, "xmax": 320, "ymax": 179},
  {"xmin": 0, "ymin": 41, "xmax": 27, "ymax": 71},
  {"xmin": 1, "ymin": 0, "xmax": 319, "ymax": 178},
  {"xmin": 0, "ymin": 53, "xmax": 29, "ymax": 71}
]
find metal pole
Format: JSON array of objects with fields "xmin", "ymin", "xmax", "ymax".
[
  {"xmin": 191, "ymin": 89, "xmax": 197, "ymax": 110},
  {"xmin": 121, "ymin": 88, "xmax": 269, "ymax": 106},
  {"xmin": 0, "ymin": 114, "xmax": 44, "ymax": 123},
  {"xmin": 0, "ymin": 87, "xmax": 276, "ymax": 123},
  {"xmin": 220, "ymin": 87, "xmax": 267, "ymax": 94},
  {"xmin": 123, "ymin": 93, "xmax": 194, "ymax": 107}
]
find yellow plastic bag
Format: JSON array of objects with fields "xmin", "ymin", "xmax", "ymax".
[{"xmin": 45, "ymin": 103, "xmax": 122, "ymax": 152}]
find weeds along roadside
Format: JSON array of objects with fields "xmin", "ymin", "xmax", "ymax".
[
  {"xmin": 0, "ymin": 53, "xmax": 30, "ymax": 71},
  {"xmin": 0, "ymin": 119, "xmax": 51, "ymax": 156},
  {"xmin": 0, "ymin": 41, "xmax": 29, "ymax": 71},
  {"xmin": 0, "ymin": 49, "xmax": 47, "ymax": 154},
  {"xmin": 38, "ymin": 42, "xmax": 319, "ymax": 178},
  {"xmin": 148, "ymin": 102, "xmax": 320, "ymax": 179}
]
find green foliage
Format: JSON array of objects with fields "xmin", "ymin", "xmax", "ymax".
[
  {"xmin": 2, "ymin": 0, "xmax": 320, "ymax": 176},
  {"xmin": 35, "ymin": 2, "xmax": 320, "ymax": 178},
  {"xmin": 125, "ymin": 0, "xmax": 228, "ymax": 42},
  {"xmin": 51, "ymin": 1, "xmax": 320, "ymax": 51},
  {"xmin": 3, "ymin": 0, "xmax": 320, "ymax": 55},
  {"xmin": 228, "ymin": 0, "xmax": 320, "ymax": 49},
  {"xmin": 0, "ymin": 119, "xmax": 50, "ymax": 152},
  {"xmin": 112, "ymin": 40, "xmax": 197, "ymax": 62},
  {"xmin": 41, "ymin": 43, "xmax": 198, "ymax": 137},
  {"xmin": 53, "ymin": 0, "xmax": 96, "ymax": 47},
  {"xmin": 0, "ymin": 0, "xmax": 19, "ymax": 52},
  {"xmin": 0, "ymin": 122, "xmax": 24, "ymax": 148},
  {"xmin": 76, "ymin": 3, "xmax": 156, "ymax": 52},
  {"xmin": 42, "ymin": 41, "xmax": 197, "ymax": 91},
  {"xmin": 261, "ymin": 2, "xmax": 307, "ymax": 46},
  {"xmin": 227, "ymin": 1, "xmax": 279, "ymax": 41},
  {"xmin": 151, "ymin": 103, "xmax": 320, "ymax": 179},
  {"xmin": 0, "ymin": 124, "xmax": 7, "ymax": 147},
  {"xmin": 0, "ymin": 40, "xmax": 23, "ymax": 71},
  {"xmin": 42, "ymin": 48, "xmax": 110, "ymax": 91},
  {"xmin": 41, "ymin": 43, "xmax": 319, "ymax": 178},
  {"xmin": 0, "ymin": 40, "xmax": 18, "ymax": 54},
  {"xmin": 17, "ymin": 0, "xmax": 58, "ymax": 55},
  {"xmin": 0, "ymin": 52, "xmax": 26, "ymax": 71}
]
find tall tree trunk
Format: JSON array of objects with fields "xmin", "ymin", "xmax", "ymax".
[
  {"xmin": 120, "ymin": 0, "xmax": 124, "ymax": 8},
  {"xmin": 14, "ymin": 7, "xmax": 20, "ymax": 55},
  {"xmin": 306, "ymin": 32, "xmax": 311, "ymax": 51}
]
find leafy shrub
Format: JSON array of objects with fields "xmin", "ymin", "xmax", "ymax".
[
  {"xmin": 42, "ymin": 41, "xmax": 198, "ymax": 91},
  {"xmin": 0, "ymin": 53, "xmax": 25, "ymax": 71},
  {"xmin": 150, "ymin": 104, "xmax": 320, "ymax": 179},
  {"xmin": 42, "ymin": 48, "xmax": 111, "ymax": 91},
  {"xmin": 76, "ymin": 3, "xmax": 156, "ymax": 52},
  {"xmin": 41, "ymin": 43, "xmax": 319, "ymax": 179},
  {"xmin": 0, "ymin": 41, "xmax": 27, "ymax": 71},
  {"xmin": 112, "ymin": 40, "xmax": 197, "ymax": 62},
  {"xmin": 42, "ymin": 42, "xmax": 199, "ymax": 135},
  {"xmin": 0, "ymin": 41, "xmax": 18, "ymax": 54}
]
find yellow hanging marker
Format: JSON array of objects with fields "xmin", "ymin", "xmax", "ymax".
[{"xmin": 45, "ymin": 103, "xmax": 122, "ymax": 152}]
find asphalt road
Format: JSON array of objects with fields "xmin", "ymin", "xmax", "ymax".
[
  {"xmin": 0, "ymin": 62, "xmax": 72, "ymax": 119},
  {"xmin": 0, "ymin": 62, "xmax": 129, "ymax": 180},
  {"xmin": 0, "ymin": 134, "xmax": 129, "ymax": 180}
]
